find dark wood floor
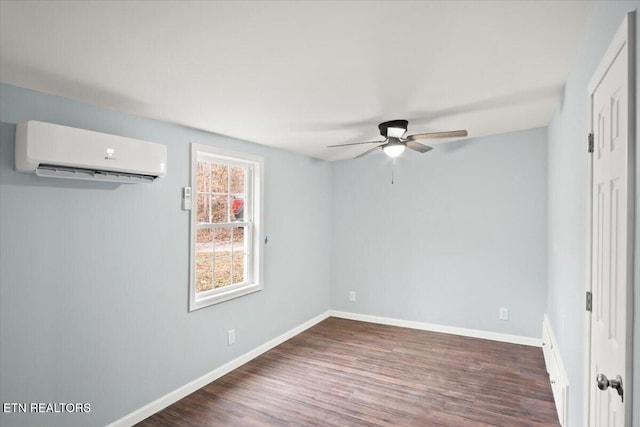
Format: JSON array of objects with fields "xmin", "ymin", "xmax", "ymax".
[{"xmin": 138, "ymin": 317, "xmax": 559, "ymax": 426}]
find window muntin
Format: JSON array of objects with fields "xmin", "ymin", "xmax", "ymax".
[{"xmin": 189, "ymin": 144, "xmax": 262, "ymax": 311}]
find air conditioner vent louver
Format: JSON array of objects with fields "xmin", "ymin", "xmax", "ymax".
[{"xmin": 36, "ymin": 165, "xmax": 158, "ymax": 184}]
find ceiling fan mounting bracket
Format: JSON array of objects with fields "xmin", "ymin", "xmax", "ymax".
[{"xmin": 378, "ymin": 119, "xmax": 408, "ymax": 137}]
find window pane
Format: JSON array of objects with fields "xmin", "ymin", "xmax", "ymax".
[
  {"xmin": 214, "ymin": 227, "xmax": 232, "ymax": 256},
  {"xmin": 230, "ymin": 166, "xmax": 245, "ymax": 194},
  {"xmin": 214, "ymin": 256, "xmax": 232, "ymax": 288},
  {"xmin": 232, "ymin": 226, "xmax": 246, "ymax": 252},
  {"xmin": 211, "ymin": 195, "xmax": 229, "ymax": 223},
  {"xmin": 195, "ymin": 229, "xmax": 213, "ymax": 293},
  {"xmin": 196, "ymin": 194, "xmax": 210, "ymax": 223},
  {"xmin": 196, "ymin": 256, "xmax": 214, "ymax": 292},
  {"xmin": 213, "ymin": 228, "xmax": 233, "ymax": 288},
  {"xmin": 231, "ymin": 227, "xmax": 247, "ymax": 285},
  {"xmin": 197, "ymin": 161, "xmax": 210, "ymax": 193},
  {"xmin": 232, "ymin": 253, "xmax": 246, "ymax": 284},
  {"xmin": 212, "ymin": 163, "xmax": 228, "ymax": 193}
]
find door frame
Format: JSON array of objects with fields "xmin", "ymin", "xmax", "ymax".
[{"xmin": 584, "ymin": 10, "xmax": 636, "ymax": 427}]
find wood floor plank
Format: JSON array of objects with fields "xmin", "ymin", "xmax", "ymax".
[{"xmin": 137, "ymin": 317, "xmax": 559, "ymax": 426}]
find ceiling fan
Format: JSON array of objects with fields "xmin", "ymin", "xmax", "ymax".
[{"xmin": 327, "ymin": 119, "xmax": 468, "ymax": 159}]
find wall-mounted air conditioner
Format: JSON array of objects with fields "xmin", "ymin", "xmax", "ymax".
[{"xmin": 15, "ymin": 121, "xmax": 167, "ymax": 183}]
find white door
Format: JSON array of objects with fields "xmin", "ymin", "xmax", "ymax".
[{"xmin": 587, "ymin": 12, "xmax": 634, "ymax": 427}]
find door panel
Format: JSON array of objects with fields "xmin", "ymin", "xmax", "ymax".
[{"xmin": 588, "ymin": 13, "xmax": 633, "ymax": 427}]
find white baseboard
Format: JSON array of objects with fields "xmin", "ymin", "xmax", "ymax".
[
  {"xmin": 329, "ymin": 310, "xmax": 542, "ymax": 347},
  {"xmin": 107, "ymin": 310, "xmax": 331, "ymax": 427}
]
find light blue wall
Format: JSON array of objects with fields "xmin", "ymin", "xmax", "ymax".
[
  {"xmin": 331, "ymin": 128, "xmax": 548, "ymax": 338},
  {"xmin": 0, "ymin": 83, "xmax": 332, "ymax": 427},
  {"xmin": 546, "ymin": 1, "xmax": 640, "ymax": 426}
]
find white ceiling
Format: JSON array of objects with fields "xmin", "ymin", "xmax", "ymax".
[{"xmin": 0, "ymin": 1, "xmax": 593, "ymax": 161}]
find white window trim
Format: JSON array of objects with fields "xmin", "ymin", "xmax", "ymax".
[{"xmin": 189, "ymin": 143, "xmax": 264, "ymax": 311}]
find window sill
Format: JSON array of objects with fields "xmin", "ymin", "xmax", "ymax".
[{"xmin": 189, "ymin": 282, "xmax": 263, "ymax": 311}]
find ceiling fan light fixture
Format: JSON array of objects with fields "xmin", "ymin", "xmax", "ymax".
[{"xmin": 383, "ymin": 142, "xmax": 406, "ymax": 158}]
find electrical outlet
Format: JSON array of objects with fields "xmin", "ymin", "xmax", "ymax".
[
  {"xmin": 227, "ymin": 329, "xmax": 236, "ymax": 346},
  {"xmin": 349, "ymin": 291, "xmax": 356, "ymax": 302},
  {"xmin": 499, "ymin": 307, "xmax": 509, "ymax": 321}
]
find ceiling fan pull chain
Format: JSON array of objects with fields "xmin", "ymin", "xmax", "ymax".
[{"xmin": 391, "ymin": 159, "xmax": 395, "ymax": 184}]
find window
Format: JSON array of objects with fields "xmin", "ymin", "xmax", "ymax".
[{"xmin": 189, "ymin": 144, "xmax": 263, "ymax": 311}]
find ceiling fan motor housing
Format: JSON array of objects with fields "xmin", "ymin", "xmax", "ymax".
[{"xmin": 378, "ymin": 119, "xmax": 408, "ymax": 138}]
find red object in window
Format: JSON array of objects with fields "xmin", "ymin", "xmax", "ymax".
[{"xmin": 232, "ymin": 198, "xmax": 244, "ymax": 219}]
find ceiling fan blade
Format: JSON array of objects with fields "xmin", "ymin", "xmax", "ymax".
[
  {"xmin": 354, "ymin": 145, "xmax": 382, "ymax": 159},
  {"xmin": 327, "ymin": 140, "xmax": 385, "ymax": 148},
  {"xmin": 406, "ymin": 130, "xmax": 468, "ymax": 141},
  {"xmin": 406, "ymin": 140, "xmax": 433, "ymax": 153}
]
